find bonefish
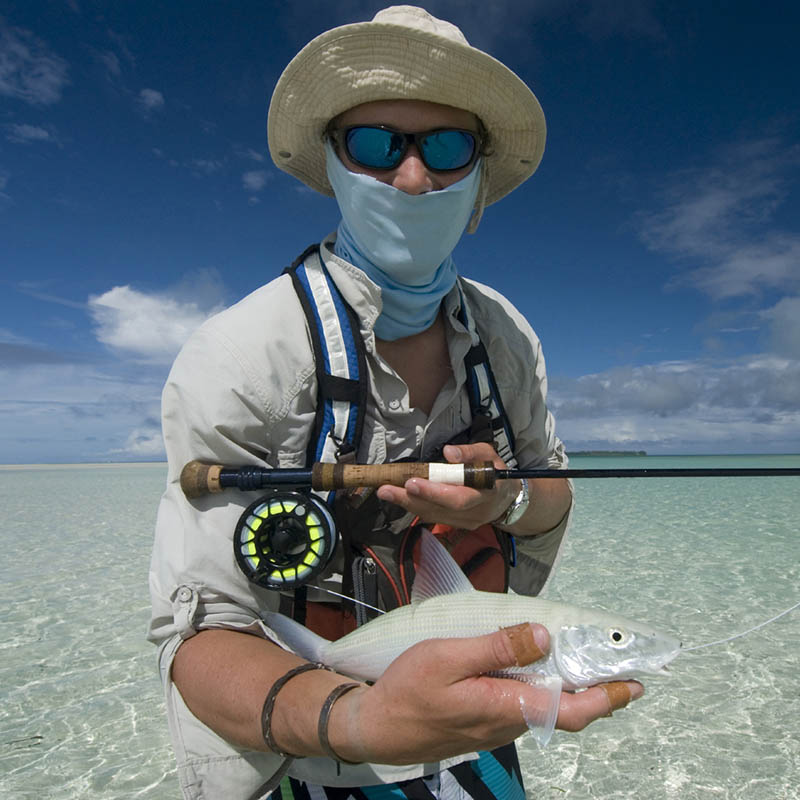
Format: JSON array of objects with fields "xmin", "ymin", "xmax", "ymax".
[{"xmin": 266, "ymin": 530, "xmax": 682, "ymax": 746}]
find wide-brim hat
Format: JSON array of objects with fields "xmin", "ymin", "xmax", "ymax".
[{"xmin": 267, "ymin": 5, "xmax": 546, "ymax": 206}]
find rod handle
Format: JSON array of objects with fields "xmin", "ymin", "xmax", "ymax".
[
  {"xmin": 180, "ymin": 461, "xmax": 224, "ymax": 498},
  {"xmin": 311, "ymin": 461, "xmax": 496, "ymax": 490},
  {"xmin": 180, "ymin": 460, "xmax": 498, "ymax": 498}
]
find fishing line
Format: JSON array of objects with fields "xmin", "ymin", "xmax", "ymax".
[
  {"xmin": 312, "ymin": 586, "xmax": 386, "ymax": 615},
  {"xmin": 683, "ymin": 599, "xmax": 800, "ymax": 651}
]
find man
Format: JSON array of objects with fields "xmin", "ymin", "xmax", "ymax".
[{"xmin": 148, "ymin": 7, "xmax": 643, "ymax": 799}]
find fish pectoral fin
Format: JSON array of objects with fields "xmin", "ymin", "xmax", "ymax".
[{"xmin": 489, "ymin": 669, "xmax": 562, "ymax": 748}]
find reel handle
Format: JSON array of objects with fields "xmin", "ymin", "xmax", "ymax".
[{"xmin": 180, "ymin": 459, "xmax": 497, "ymax": 498}]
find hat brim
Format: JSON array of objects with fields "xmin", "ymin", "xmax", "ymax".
[{"xmin": 267, "ymin": 21, "xmax": 545, "ymax": 205}]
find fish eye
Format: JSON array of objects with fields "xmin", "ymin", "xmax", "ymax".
[{"xmin": 607, "ymin": 628, "xmax": 630, "ymax": 648}]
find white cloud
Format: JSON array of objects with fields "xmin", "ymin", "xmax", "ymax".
[
  {"xmin": 5, "ymin": 123, "xmax": 54, "ymax": 144},
  {"xmin": 639, "ymin": 137, "xmax": 800, "ymax": 300},
  {"xmin": 241, "ymin": 147, "xmax": 265, "ymax": 162},
  {"xmin": 138, "ymin": 87, "xmax": 164, "ymax": 111},
  {"xmin": 0, "ymin": 24, "xmax": 69, "ymax": 105},
  {"xmin": 683, "ymin": 237, "xmax": 800, "ymax": 300},
  {"xmin": 121, "ymin": 424, "xmax": 165, "ymax": 458},
  {"xmin": 242, "ymin": 169, "xmax": 269, "ymax": 192},
  {"xmin": 88, "ymin": 284, "xmax": 223, "ymax": 364}
]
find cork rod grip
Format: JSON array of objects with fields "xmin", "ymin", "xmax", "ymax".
[
  {"xmin": 180, "ymin": 461, "xmax": 223, "ymax": 498},
  {"xmin": 311, "ymin": 461, "xmax": 496, "ymax": 490}
]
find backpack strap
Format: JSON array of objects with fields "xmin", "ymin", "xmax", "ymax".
[
  {"xmin": 284, "ymin": 245, "xmax": 367, "ymax": 466},
  {"xmin": 456, "ymin": 282, "xmax": 518, "ymax": 470}
]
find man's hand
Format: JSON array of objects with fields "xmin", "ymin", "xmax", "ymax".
[
  {"xmin": 375, "ymin": 442, "xmax": 518, "ymax": 530},
  {"xmin": 375, "ymin": 442, "xmax": 572, "ymax": 534},
  {"xmin": 327, "ymin": 623, "xmax": 644, "ymax": 765}
]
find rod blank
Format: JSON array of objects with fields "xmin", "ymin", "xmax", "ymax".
[{"xmin": 498, "ymin": 467, "xmax": 800, "ymax": 480}]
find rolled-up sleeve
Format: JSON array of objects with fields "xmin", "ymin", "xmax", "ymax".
[{"xmin": 149, "ymin": 276, "xmax": 321, "ymax": 649}]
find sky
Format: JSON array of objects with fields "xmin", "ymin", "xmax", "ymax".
[{"xmin": 1, "ymin": 0, "xmax": 798, "ymax": 463}]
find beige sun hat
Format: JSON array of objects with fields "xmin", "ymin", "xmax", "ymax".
[{"xmin": 267, "ymin": 5, "xmax": 546, "ymax": 206}]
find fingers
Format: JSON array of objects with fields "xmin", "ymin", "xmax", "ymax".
[
  {"xmin": 441, "ymin": 623, "xmax": 549, "ymax": 681},
  {"xmin": 500, "ymin": 622, "xmax": 548, "ymax": 666},
  {"xmin": 600, "ymin": 681, "xmax": 636, "ymax": 715},
  {"xmin": 375, "ymin": 443, "xmax": 510, "ymax": 527},
  {"xmin": 444, "ymin": 442, "xmax": 507, "ymax": 469},
  {"xmin": 556, "ymin": 681, "xmax": 644, "ymax": 732},
  {"xmin": 376, "ymin": 478, "xmax": 483, "ymax": 519}
]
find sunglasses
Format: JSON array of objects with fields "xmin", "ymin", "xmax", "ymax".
[{"xmin": 332, "ymin": 125, "xmax": 481, "ymax": 172}]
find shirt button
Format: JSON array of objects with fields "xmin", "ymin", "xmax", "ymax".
[
  {"xmin": 389, "ymin": 399, "xmax": 401, "ymax": 411},
  {"xmin": 177, "ymin": 586, "xmax": 193, "ymax": 603}
]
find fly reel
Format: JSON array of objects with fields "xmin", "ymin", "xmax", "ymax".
[{"xmin": 234, "ymin": 491, "xmax": 337, "ymax": 590}]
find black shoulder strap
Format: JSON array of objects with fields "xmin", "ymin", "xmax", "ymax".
[{"xmin": 456, "ymin": 282, "xmax": 518, "ymax": 469}]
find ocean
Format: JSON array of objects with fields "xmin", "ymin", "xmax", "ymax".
[{"xmin": 1, "ymin": 455, "xmax": 798, "ymax": 799}]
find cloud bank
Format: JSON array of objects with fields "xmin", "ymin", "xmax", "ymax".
[{"xmin": 552, "ymin": 356, "xmax": 800, "ymax": 453}]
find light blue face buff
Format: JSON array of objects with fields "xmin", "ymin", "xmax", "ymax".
[{"xmin": 324, "ymin": 139, "xmax": 481, "ymax": 341}]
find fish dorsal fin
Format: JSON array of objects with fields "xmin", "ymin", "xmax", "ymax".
[{"xmin": 411, "ymin": 529, "xmax": 476, "ymax": 604}]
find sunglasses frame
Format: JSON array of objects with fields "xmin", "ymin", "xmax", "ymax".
[{"xmin": 330, "ymin": 124, "xmax": 483, "ymax": 173}]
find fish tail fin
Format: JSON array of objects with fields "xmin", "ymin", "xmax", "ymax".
[
  {"xmin": 264, "ymin": 611, "xmax": 329, "ymax": 663},
  {"xmin": 492, "ymin": 670, "xmax": 562, "ymax": 748}
]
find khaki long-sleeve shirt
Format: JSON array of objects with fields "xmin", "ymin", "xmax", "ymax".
[{"xmin": 148, "ymin": 238, "xmax": 571, "ymax": 797}]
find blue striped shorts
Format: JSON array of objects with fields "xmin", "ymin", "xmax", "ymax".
[{"xmin": 267, "ymin": 745, "xmax": 525, "ymax": 800}]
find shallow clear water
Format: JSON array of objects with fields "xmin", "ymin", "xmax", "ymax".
[
  {"xmin": 1, "ymin": 456, "xmax": 798, "ymax": 799},
  {"xmin": 522, "ymin": 455, "xmax": 800, "ymax": 800}
]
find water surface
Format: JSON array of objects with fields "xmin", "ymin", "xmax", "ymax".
[{"xmin": 1, "ymin": 457, "xmax": 798, "ymax": 798}]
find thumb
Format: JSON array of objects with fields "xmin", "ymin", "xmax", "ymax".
[{"xmin": 445, "ymin": 623, "xmax": 550, "ymax": 681}]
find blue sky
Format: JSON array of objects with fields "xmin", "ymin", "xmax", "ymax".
[{"xmin": 1, "ymin": 0, "xmax": 798, "ymax": 463}]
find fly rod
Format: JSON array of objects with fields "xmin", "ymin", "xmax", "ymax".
[{"xmin": 180, "ymin": 459, "xmax": 800, "ymax": 499}]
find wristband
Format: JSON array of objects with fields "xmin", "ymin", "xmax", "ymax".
[
  {"xmin": 318, "ymin": 682, "xmax": 364, "ymax": 764},
  {"xmin": 261, "ymin": 662, "xmax": 332, "ymax": 758}
]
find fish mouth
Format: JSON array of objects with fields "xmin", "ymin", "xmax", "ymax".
[{"xmin": 646, "ymin": 643, "xmax": 682, "ymax": 676}]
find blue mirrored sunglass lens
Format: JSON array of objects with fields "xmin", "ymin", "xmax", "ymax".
[
  {"xmin": 345, "ymin": 128, "xmax": 404, "ymax": 168},
  {"xmin": 344, "ymin": 128, "xmax": 477, "ymax": 170},
  {"xmin": 420, "ymin": 131, "xmax": 476, "ymax": 170}
]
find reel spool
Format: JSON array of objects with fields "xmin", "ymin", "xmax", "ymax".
[{"xmin": 234, "ymin": 491, "xmax": 337, "ymax": 590}]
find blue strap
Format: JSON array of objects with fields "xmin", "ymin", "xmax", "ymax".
[{"xmin": 285, "ymin": 246, "xmax": 367, "ymax": 466}]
